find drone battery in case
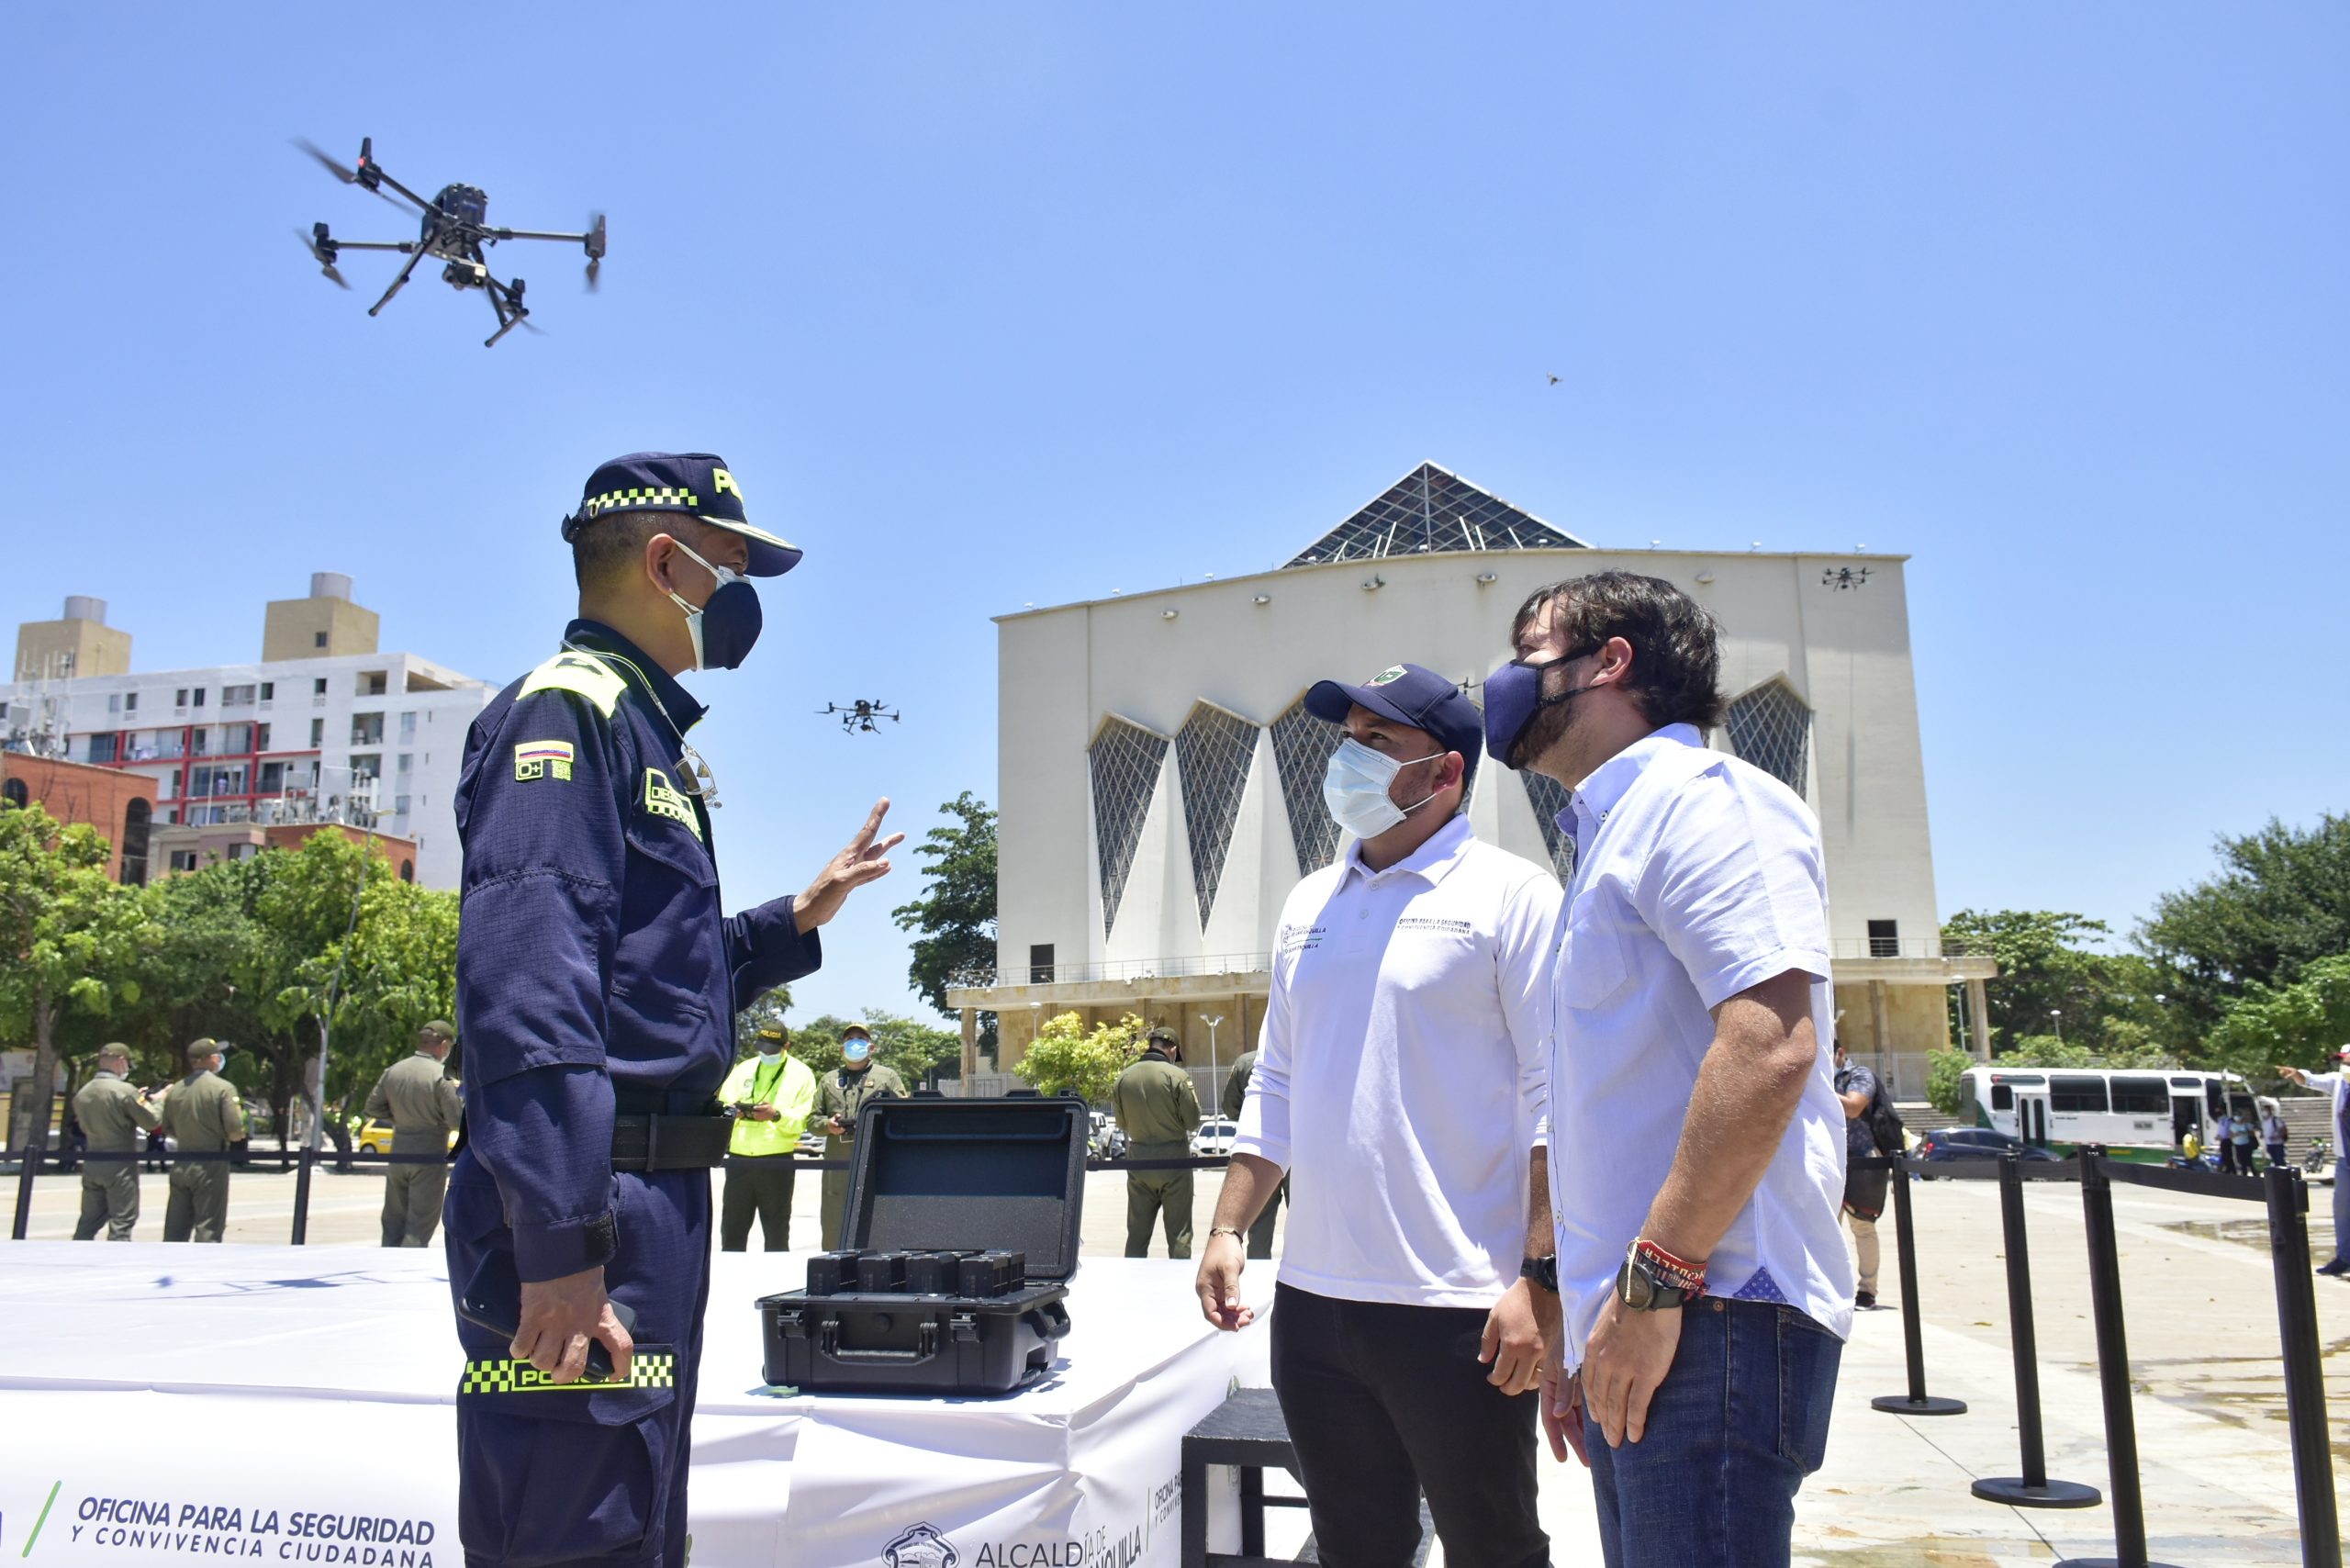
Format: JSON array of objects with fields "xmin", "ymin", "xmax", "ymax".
[{"xmin": 757, "ymin": 1096, "xmax": 1087, "ymax": 1396}]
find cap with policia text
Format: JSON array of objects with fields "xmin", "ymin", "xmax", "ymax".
[
  {"xmin": 756, "ymin": 1025, "xmax": 789, "ymax": 1045},
  {"xmin": 559, "ymin": 452, "xmax": 803, "ymax": 577},
  {"xmin": 1305, "ymin": 662, "xmax": 1483, "ymax": 787}
]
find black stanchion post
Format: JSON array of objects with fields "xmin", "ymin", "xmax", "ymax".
[
  {"xmin": 1872, "ymin": 1155, "xmax": 1967, "ymax": 1417},
  {"xmin": 2266, "ymin": 1167, "xmax": 2342, "ymax": 1568},
  {"xmin": 1973, "ymin": 1153, "xmax": 2100, "ymax": 1508},
  {"xmin": 289, "ymin": 1144, "xmax": 314, "ymax": 1246},
  {"xmin": 9, "ymin": 1130, "xmax": 41, "ymax": 1241},
  {"xmin": 2055, "ymin": 1149, "xmax": 2183, "ymax": 1568}
]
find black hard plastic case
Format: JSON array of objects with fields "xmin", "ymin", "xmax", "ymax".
[{"xmin": 755, "ymin": 1094, "xmax": 1087, "ymax": 1395}]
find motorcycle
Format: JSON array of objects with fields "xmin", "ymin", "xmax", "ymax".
[{"xmin": 2304, "ymin": 1136, "xmax": 2333, "ymax": 1178}]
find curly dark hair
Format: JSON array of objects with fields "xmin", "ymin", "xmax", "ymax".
[{"xmin": 1510, "ymin": 571, "xmax": 1725, "ymax": 731}]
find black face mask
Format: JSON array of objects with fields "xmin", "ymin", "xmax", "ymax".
[{"xmin": 662, "ymin": 538, "xmax": 764, "ymax": 671}]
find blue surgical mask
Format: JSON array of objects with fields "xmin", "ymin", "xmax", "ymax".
[
  {"xmin": 1322, "ymin": 737, "xmax": 1443, "ymax": 840},
  {"xmin": 663, "ymin": 538, "xmax": 763, "ymax": 671},
  {"xmin": 844, "ymin": 1039, "xmax": 872, "ymax": 1065}
]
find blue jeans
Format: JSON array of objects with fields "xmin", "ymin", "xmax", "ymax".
[{"xmin": 1586, "ymin": 1297, "xmax": 1842, "ymax": 1568}]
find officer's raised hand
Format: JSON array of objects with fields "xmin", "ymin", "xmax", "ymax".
[{"xmin": 794, "ymin": 797, "xmax": 905, "ymax": 931}]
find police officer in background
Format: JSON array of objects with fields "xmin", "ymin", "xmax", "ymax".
[
  {"xmin": 448, "ymin": 453, "xmax": 901, "ymax": 1568},
  {"xmin": 1220, "ymin": 1047, "xmax": 1282, "ymax": 1260},
  {"xmin": 1115, "ymin": 1025, "xmax": 1202, "ymax": 1259},
  {"xmin": 720, "ymin": 1024, "xmax": 818, "ymax": 1252},
  {"xmin": 365, "ymin": 1021, "xmax": 464, "ymax": 1248},
  {"xmin": 158, "ymin": 1038, "xmax": 245, "ymax": 1243},
  {"xmin": 815, "ymin": 1024, "xmax": 907, "ymax": 1249},
  {"xmin": 73, "ymin": 1045, "xmax": 158, "ymax": 1240}
]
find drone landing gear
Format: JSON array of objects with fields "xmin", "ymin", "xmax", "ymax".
[
  {"xmin": 368, "ymin": 244, "xmax": 429, "ymax": 318},
  {"xmin": 482, "ymin": 275, "xmax": 532, "ymax": 349}
]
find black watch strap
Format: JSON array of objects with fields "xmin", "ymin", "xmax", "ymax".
[{"xmin": 1520, "ymin": 1255, "xmax": 1558, "ymax": 1294}]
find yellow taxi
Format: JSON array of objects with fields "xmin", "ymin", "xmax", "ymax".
[{"xmin": 354, "ymin": 1119, "xmax": 459, "ymax": 1156}]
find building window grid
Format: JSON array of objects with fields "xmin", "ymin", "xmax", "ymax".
[
  {"xmin": 1087, "ymin": 717, "xmax": 1168, "ymax": 936},
  {"xmin": 1724, "ymin": 679, "xmax": 1813, "ymax": 800},
  {"xmin": 1519, "ymin": 770, "xmax": 1577, "ymax": 882},
  {"xmin": 1174, "ymin": 703, "xmax": 1259, "ymax": 926},
  {"xmin": 1268, "ymin": 698, "xmax": 1346, "ymax": 878}
]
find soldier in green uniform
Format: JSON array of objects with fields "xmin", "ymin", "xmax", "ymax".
[
  {"xmin": 1220, "ymin": 1047, "xmax": 1283, "ymax": 1260},
  {"xmin": 158, "ymin": 1039, "xmax": 246, "ymax": 1243},
  {"xmin": 814, "ymin": 1024, "xmax": 907, "ymax": 1249},
  {"xmin": 1114, "ymin": 1025, "xmax": 1202, "ymax": 1258},
  {"xmin": 72, "ymin": 1045, "xmax": 159, "ymax": 1241},
  {"xmin": 364, "ymin": 1020, "xmax": 465, "ymax": 1248}
]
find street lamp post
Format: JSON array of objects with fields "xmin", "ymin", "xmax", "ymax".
[
  {"xmin": 289, "ymin": 762, "xmax": 385, "ymax": 1245},
  {"xmin": 2049, "ymin": 1009, "xmax": 2063, "ymax": 1045}
]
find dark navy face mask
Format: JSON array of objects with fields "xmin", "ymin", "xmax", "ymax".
[
  {"xmin": 663, "ymin": 539, "xmax": 764, "ymax": 670},
  {"xmin": 1482, "ymin": 653, "xmax": 1598, "ymax": 769}
]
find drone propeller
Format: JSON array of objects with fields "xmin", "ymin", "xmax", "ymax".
[
  {"xmin": 584, "ymin": 212, "xmax": 606, "ymax": 292},
  {"xmin": 294, "ymin": 227, "xmax": 349, "ymax": 289},
  {"xmin": 293, "ymin": 137, "xmax": 404, "ymax": 209}
]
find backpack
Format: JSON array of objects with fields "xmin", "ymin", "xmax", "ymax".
[{"xmin": 1865, "ymin": 1075, "xmax": 1907, "ymax": 1155}]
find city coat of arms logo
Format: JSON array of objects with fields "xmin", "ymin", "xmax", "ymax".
[{"xmin": 881, "ymin": 1523, "xmax": 957, "ymax": 1568}]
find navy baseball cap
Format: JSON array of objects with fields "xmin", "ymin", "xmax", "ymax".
[
  {"xmin": 1305, "ymin": 663, "xmax": 1482, "ymax": 786},
  {"xmin": 559, "ymin": 452, "xmax": 803, "ymax": 577}
]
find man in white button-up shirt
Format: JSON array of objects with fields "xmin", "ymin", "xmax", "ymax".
[
  {"xmin": 1483, "ymin": 572, "xmax": 1851, "ymax": 1568},
  {"xmin": 1198, "ymin": 662, "xmax": 1561, "ymax": 1568},
  {"xmin": 2278, "ymin": 1047, "xmax": 2350, "ymax": 1272}
]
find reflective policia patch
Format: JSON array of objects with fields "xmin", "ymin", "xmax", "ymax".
[
  {"xmin": 460, "ymin": 1351, "xmax": 677, "ymax": 1394},
  {"xmin": 643, "ymin": 767, "xmax": 704, "ymax": 840},
  {"xmin": 513, "ymin": 740, "xmax": 576, "ymax": 782}
]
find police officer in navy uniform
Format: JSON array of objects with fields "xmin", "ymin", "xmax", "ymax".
[{"xmin": 446, "ymin": 452, "xmax": 903, "ymax": 1568}]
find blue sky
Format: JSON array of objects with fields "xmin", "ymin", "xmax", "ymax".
[{"xmin": 3, "ymin": 5, "xmax": 2344, "ymax": 1020}]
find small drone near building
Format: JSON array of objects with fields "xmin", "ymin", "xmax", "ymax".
[
  {"xmin": 1821, "ymin": 566, "xmax": 1873, "ymax": 591},
  {"xmin": 295, "ymin": 137, "xmax": 606, "ymax": 347},
  {"xmin": 821, "ymin": 700, "xmax": 901, "ymax": 734}
]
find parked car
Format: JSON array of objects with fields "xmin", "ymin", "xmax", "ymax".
[
  {"xmin": 797, "ymin": 1126, "xmax": 828, "ymax": 1157},
  {"xmin": 1913, "ymin": 1126, "xmax": 2064, "ymax": 1173},
  {"xmin": 1191, "ymin": 1117, "xmax": 1239, "ymax": 1158},
  {"xmin": 354, "ymin": 1119, "xmax": 459, "ymax": 1157}
]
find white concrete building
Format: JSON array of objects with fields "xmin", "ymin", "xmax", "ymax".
[
  {"xmin": 3, "ymin": 577, "xmax": 495, "ymax": 889},
  {"xmin": 951, "ymin": 463, "xmax": 1989, "ymax": 1098}
]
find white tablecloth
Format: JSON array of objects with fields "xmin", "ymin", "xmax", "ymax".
[{"xmin": 0, "ymin": 1244, "xmax": 1275, "ymax": 1568}]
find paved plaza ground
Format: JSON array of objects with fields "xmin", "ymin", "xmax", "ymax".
[{"xmin": 13, "ymin": 1161, "xmax": 2339, "ymax": 1563}]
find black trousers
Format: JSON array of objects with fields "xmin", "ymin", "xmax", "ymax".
[
  {"xmin": 720, "ymin": 1157, "xmax": 796, "ymax": 1252},
  {"xmin": 1270, "ymin": 1282, "xmax": 1548, "ymax": 1568}
]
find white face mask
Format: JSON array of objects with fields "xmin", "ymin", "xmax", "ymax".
[
  {"xmin": 1322, "ymin": 736, "xmax": 1444, "ymax": 841},
  {"xmin": 757, "ymin": 1046, "xmax": 782, "ymax": 1060}
]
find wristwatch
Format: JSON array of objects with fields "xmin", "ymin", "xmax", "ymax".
[
  {"xmin": 1519, "ymin": 1255, "xmax": 1558, "ymax": 1294},
  {"xmin": 1615, "ymin": 1249, "xmax": 1697, "ymax": 1311}
]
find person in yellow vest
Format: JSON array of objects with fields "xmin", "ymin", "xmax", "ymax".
[{"xmin": 720, "ymin": 1024, "xmax": 819, "ymax": 1251}]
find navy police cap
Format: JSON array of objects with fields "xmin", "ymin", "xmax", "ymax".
[
  {"xmin": 1304, "ymin": 662, "xmax": 1483, "ymax": 788},
  {"xmin": 559, "ymin": 452, "xmax": 803, "ymax": 577}
]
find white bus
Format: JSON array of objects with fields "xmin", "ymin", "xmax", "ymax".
[{"xmin": 1954, "ymin": 1066, "xmax": 2260, "ymax": 1161}]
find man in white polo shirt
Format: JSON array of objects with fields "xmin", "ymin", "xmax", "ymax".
[
  {"xmin": 1197, "ymin": 662, "xmax": 1561, "ymax": 1568},
  {"xmin": 1484, "ymin": 571, "xmax": 1851, "ymax": 1568}
]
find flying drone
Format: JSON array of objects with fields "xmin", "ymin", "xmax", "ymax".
[
  {"xmin": 820, "ymin": 700, "xmax": 901, "ymax": 734},
  {"xmin": 295, "ymin": 137, "xmax": 606, "ymax": 347}
]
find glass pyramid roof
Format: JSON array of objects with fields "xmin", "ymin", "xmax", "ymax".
[{"xmin": 1282, "ymin": 462, "xmax": 1588, "ymax": 568}]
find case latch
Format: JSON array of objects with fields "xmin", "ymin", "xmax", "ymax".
[{"xmin": 949, "ymin": 1313, "xmax": 979, "ymax": 1345}]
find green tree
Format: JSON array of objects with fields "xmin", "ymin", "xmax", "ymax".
[
  {"xmin": 1942, "ymin": 910, "xmax": 2180, "ymax": 1057},
  {"xmin": 787, "ymin": 1008, "xmax": 959, "ymax": 1082},
  {"xmin": 1013, "ymin": 1011, "xmax": 1147, "ymax": 1104},
  {"xmin": 890, "ymin": 792, "xmax": 998, "ymax": 1056},
  {"xmin": 0, "ymin": 804, "xmax": 153, "ymax": 1151},
  {"xmin": 2204, "ymin": 953, "xmax": 2350, "ymax": 1079},
  {"xmin": 1925, "ymin": 1048, "xmax": 1971, "ymax": 1115},
  {"xmin": 2138, "ymin": 812, "xmax": 2350, "ymax": 1035}
]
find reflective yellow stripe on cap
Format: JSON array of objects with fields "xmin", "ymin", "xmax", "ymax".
[{"xmin": 460, "ymin": 1352, "xmax": 676, "ymax": 1395}]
